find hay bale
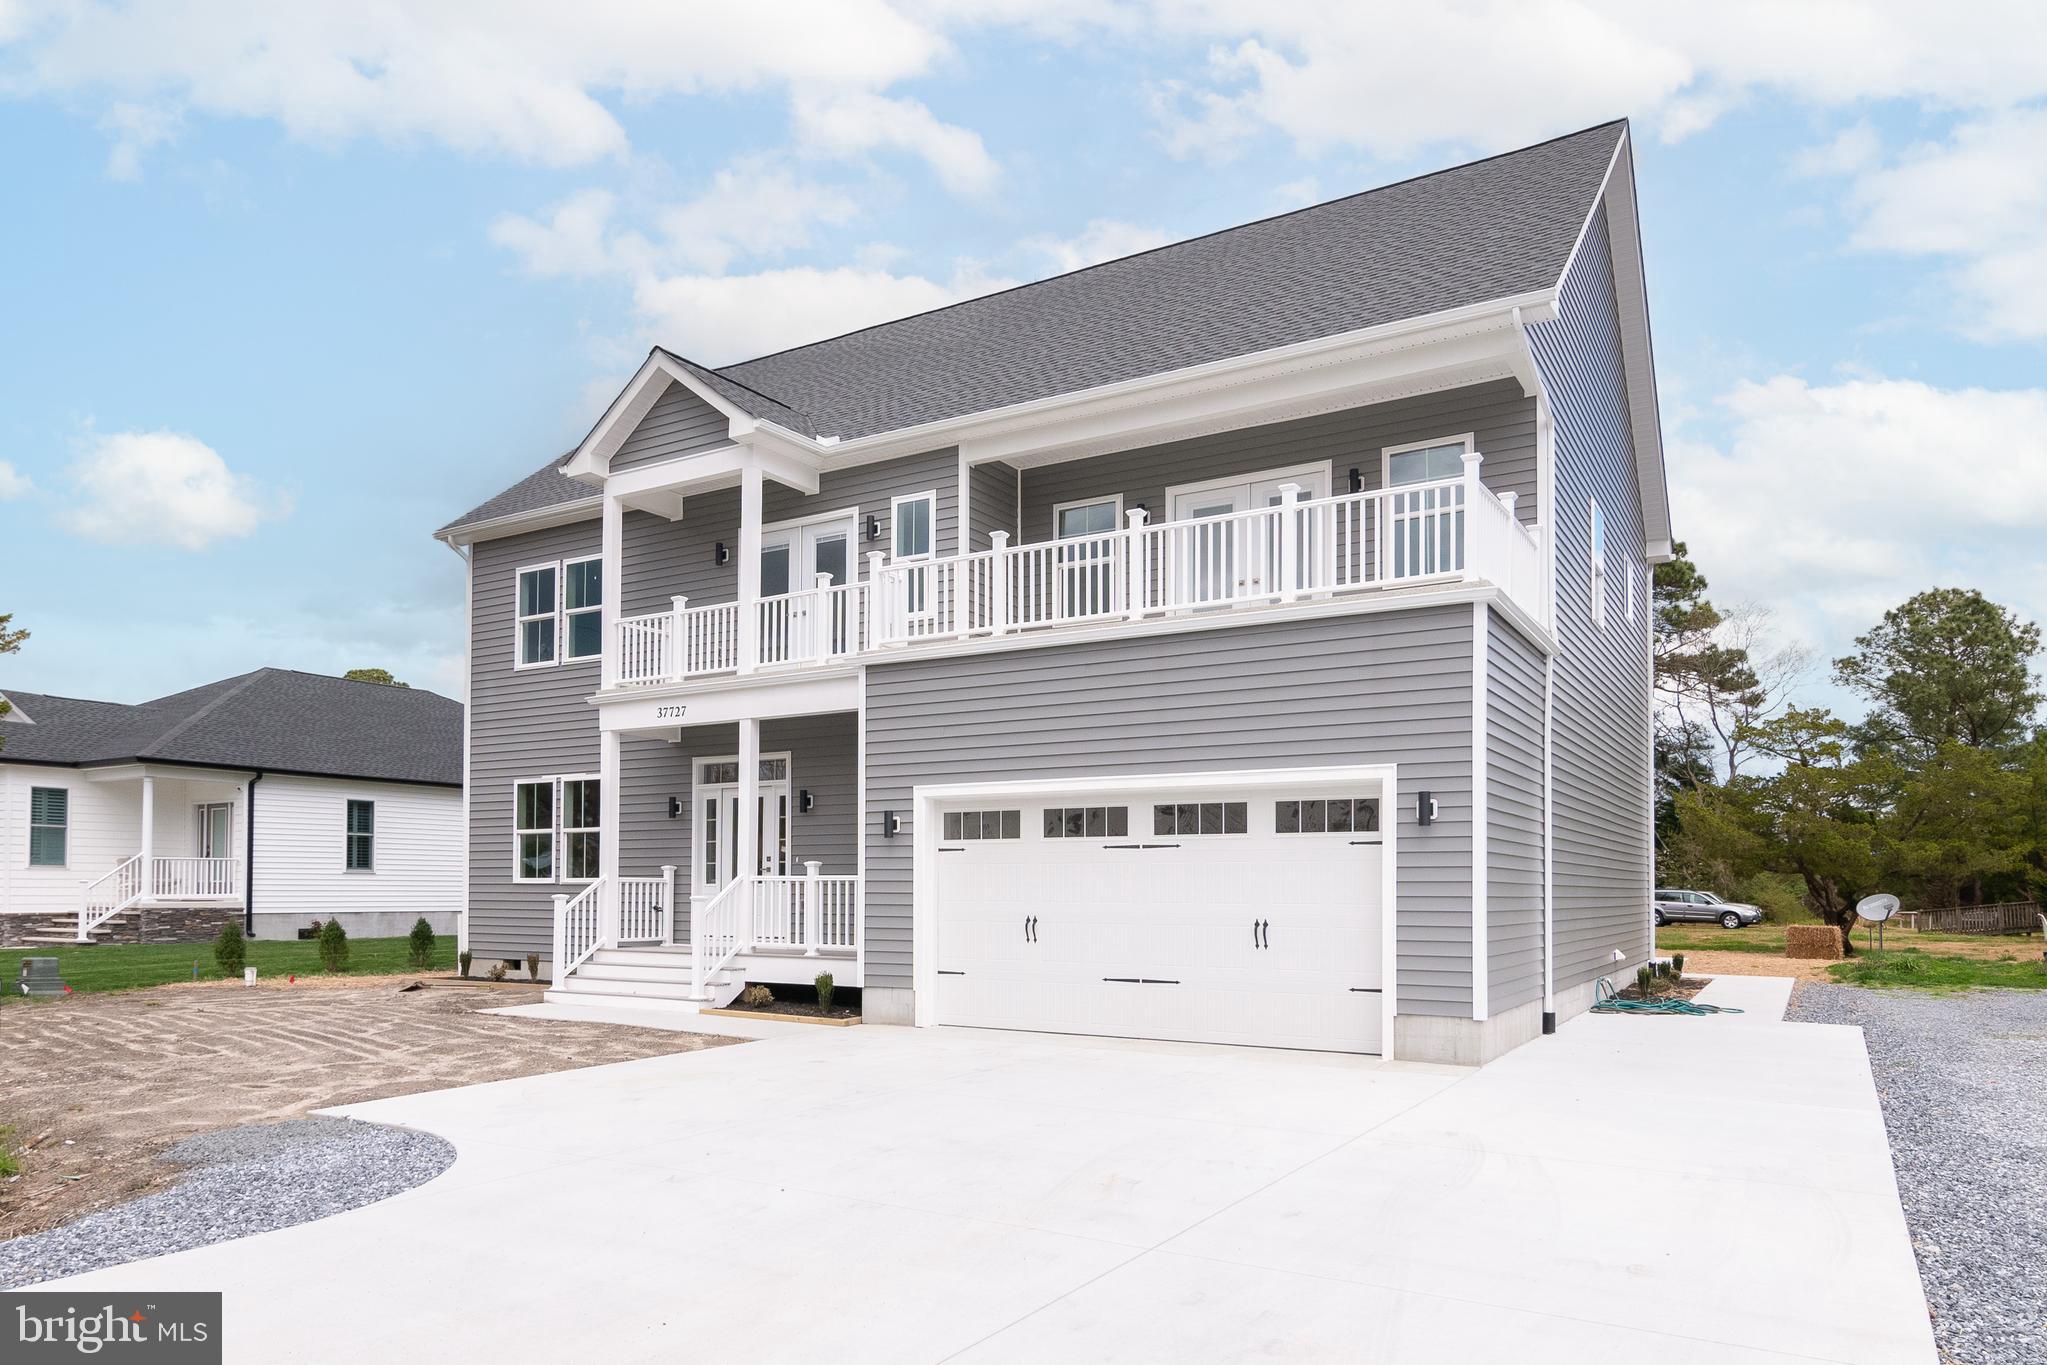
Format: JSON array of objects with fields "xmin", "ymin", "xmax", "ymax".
[{"xmin": 1785, "ymin": 924, "xmax": 1845, "ymax": 960}]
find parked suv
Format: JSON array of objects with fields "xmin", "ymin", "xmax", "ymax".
[{"xmin": 1654, "ymin": 889, "xmax": 1765, "ymax": 929}]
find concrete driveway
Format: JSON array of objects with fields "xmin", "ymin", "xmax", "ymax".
[{"xmin": 49, "ymin": 978, "xmax": 1934, "ymax": 1364}]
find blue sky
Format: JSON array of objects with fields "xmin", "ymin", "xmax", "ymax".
[{"xmin": 2, "ymin": 3, "xmax": 2044, "ymax": 713}]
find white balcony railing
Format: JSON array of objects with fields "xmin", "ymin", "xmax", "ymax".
[
  {"xmin": 151, "ymin": 856, "xmax": 239, "ymax": 900},
  {"xmin": 609, "ymin": 466, "xmax": 1544, "ymax": 688}
]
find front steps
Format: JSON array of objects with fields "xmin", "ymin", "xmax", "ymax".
[{"xmin": 545, "ymin": 945, "xmax": 744, "ymax": 1012}]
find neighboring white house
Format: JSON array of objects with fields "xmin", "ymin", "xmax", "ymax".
[{"xmin": 0, "ymin": 669, "xmax": 463, "ymax": 945}]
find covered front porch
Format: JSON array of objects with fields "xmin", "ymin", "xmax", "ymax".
[
  {"xmin": 550, "ymin": 708, "xmax": 861, "ymax": 1007},
  {"xmin": 77, "ymin": 765, "xmax": 249, "ymax": 940}
]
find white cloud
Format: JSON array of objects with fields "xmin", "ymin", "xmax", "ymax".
[
  {"xmin": 1810, "ymin": 109, "xmax": 2047, "ymax": 341},
  {"xmin": 489, "ymin": 188, "xmax": 630, "ymax": 280},
  {"xmin": 1670, "ymin": 374, "xmax": 2047, "ymax": 665},
  {"xmin": 98, "ymin": 100, "xmax": 182, "ymax": 179},
  {"xmin": 63, "ymin": 430, "xmax": 287, "ymax": 550},
  {"xmin": 633, "ymin": 264, "xmax": 1013, "ymax": 365},
  {"xmin": 1026, "ymin": 218, "xmax": 1171, "ymax": 273},
  {"xmin": 5, "ymin": 0, "xmax": 955, "ymax": 171},
  {"xmin": 790, "ymin": 90, "xmax": 999, "ymax": 196},
  {"xmin": 1140, "ymin": 1, "xmax": 2047, "ymax": 160},
  {"xmin": 0, "ymin": 460, "xmax": 31, "ymax": 498},
  {"xmin": 655, "ymin": 161, "xmax": 863, "ymax": 273}
]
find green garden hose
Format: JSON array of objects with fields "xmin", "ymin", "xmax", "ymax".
[{"xmin": 1591, "ymin": 978, "xmax": 1745, "ymax": 1016}]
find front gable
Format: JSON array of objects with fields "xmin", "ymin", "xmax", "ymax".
[{"xmin": 612, "ymin": 381, "xmax": 732, "ymax": 472}]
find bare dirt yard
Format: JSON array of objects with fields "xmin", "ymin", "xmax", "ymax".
[{"xmin": 0, "ymin": 979, "xmax": 735, "ymax": 1239}]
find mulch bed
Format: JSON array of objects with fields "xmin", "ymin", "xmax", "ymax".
[
  {"xmin": 723, "ymin": 999, "xmax": 860, "ymax": 1020},
  {"xmin": 1608, "ymin": 975, "xmax": 1712, "ymax": 1003}
]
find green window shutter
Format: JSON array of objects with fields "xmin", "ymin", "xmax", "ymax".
[{"xmin": 345, "ymin": 800, "xmax": 375, "ymax": 870}]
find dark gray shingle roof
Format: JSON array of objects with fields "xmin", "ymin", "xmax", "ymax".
[
  {"xmin": 0, "ymin": 670, "xmax": 462, "ymax": 786},
  {"xmin": 444, "ymin": 121, "xmax": 1623, "ymax": 532}
]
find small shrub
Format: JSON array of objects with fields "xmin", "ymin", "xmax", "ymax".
[
  {"xmin": 407, "ymin": 917, "xmax": 436, "ymax": 968},
  {"xmin": 0, "ymin": 1127, "xmax": 17, "ymax": 1180},
  {"xmin": 458, "ymin": 950, "xmax": 472, "ymax": 979},
  {"xmin": 1635, "ymin": 964, "xmax": 1655, "ymax": 996},
  {"xmin": 815, "ymin": 971, "xmax": 834, "ymax": 1012},
  {"xmin": 525, "ymin": 952, "xmax": 540, "ymax": 982},
  {"xmin": 213, "ymin": 920, "xmax": 246, "ymax": 977},
  {"xmin": 317, "ymin": 917, "xmax": 350, "ymax": 973},
  {"xmin": 1670, "ymin": 951, "xmax": 1686, "ymax": 977},
  {"xmin": 739, "ymin": 983, "xmax": 775, "ymax": 1009},
  {"xmin": 485, "ymin": 962, "xmax": 507, "ymax": 982}
]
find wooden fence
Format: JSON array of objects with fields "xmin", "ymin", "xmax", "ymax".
[{"xmin": 1900, "ymin": 902, "xmax": 2041, "ymax": 935}]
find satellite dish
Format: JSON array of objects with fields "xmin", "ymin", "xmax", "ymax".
[{"xmin": 1857, "ymin": 893, "xmax": 1900, "ymax": 923}]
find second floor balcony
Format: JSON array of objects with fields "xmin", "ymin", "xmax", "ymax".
[{"xmin": 604, "ymin": 459, "xmax": 1545, "ymax": 692}]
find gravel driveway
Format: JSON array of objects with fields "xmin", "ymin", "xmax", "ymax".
[{"xmin": 1790, "ymin": 983, "xmax": 2047, "ymax": 1365}]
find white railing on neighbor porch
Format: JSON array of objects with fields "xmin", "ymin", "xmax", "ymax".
[
  {"xmin": 78, "ymin": 852, "xmax": 146, "ymax": 941},
  {"xmin": 150, "ymin": 856, "xmax": 239, "ymax": 900},
  {"xmin": 608, "ymin": 463, "xmax": 1544, "ymax": 688}
]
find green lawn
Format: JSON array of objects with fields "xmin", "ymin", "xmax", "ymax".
[
  {"xmin": 1655, "ymin": 922, "xmax": 2038, "ymax": 957},
  {"xmin": 1, "ymin": 935, "xmax": 456, "ymax": 1001},
  {"xmin": 1826, "ymin": 948, "xmax": 2047, "ymax": 992}
]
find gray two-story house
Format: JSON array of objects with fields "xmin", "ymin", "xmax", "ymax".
[{"xmin": 437, "ymin": 120, "xmax": 1669, "ymax": 1066}]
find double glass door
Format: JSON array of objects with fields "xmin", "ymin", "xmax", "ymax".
[
  {"xmin": 760, "ymin": 519, "xmax": 854, "ymax": 660},
  {"xmin": 1165, "ymin": 468, "xmax": 1332, "ymax": 605}
]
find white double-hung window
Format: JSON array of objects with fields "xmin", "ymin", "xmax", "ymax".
[
  {"xmin": 514, "ymin": 776, "xmax": 600, "ymax": 882},
  {"xmin": 515, "ymin": 555, "xmax": 602, "ymax": 668}
]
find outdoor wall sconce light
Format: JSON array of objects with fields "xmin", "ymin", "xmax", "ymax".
[
  {"xmin": 1132, "ymin": 502, "xmax": 1149, "ymax": 518},
  {"xmin": 714, "ymin": 541, "xmax": 730, "ymax": 565},
  {"xmin": 666, "ymin": 796, "xmax": 681, "ymax": 819},
  {"xmin": 865, "ymin": 514, "xmax": 881, "ymax": 542},
  {"xmin": 1417, "ymin": 791, "xmax": 1438, "ymax": 826},
  {"xmin": 883, "ymin": 810, "xmax": 901, "ymax": 838},
  {"xmin": 799, "ymin": 789, "xmax": 814, "ymax": 813},
  {"xmin": 1348, "ymin": 467, "xmax": 1363, "ymax": 494}
]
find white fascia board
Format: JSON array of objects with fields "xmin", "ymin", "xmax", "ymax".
[
  {"xmin": 436, "ymin": 496, "xmax": 603, "ymax": 549},
  {"xmin": 602, "ymin": 443, "xmax": 820, "ymax": 502},
  {"xmin": 561, "ymin": 351, "xmax": 759, "ymax": 482}
]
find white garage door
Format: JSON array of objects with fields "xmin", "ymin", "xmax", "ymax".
[{"xmin": 934, "ymin": 785, "xmax": 1385, "ymax": 1054}]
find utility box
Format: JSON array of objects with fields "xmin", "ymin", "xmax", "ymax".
[{"xmin": 17, "ymin": 956, "xmax": 66, "ymax": 997}]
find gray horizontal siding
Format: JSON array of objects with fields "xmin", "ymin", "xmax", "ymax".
[
  {"xmin": 967, "ymin": 460, "xmax": 1019, "ymax": 550},
  {"xmin": 1485, "ymin": 606, "xmax": 1546, "ymax": 1014},
  {"xmin": 1528, "ymin": 203, "xmax": 1653, "ymax": 992},
  {"xmin": 612, "ymin": 382, "xmax": 731, "ymax": 470},
  {"xmin": 1019, "ymin": 380, "xmax": 1537, "ymax": 542},
  {"xmin": 619, "ymin": 448, "xmax": 960, "ymax": 615},
  {"xmin": 467, "ymin": 520, "xmax": 604, "ymax": 960},
  {"xmin": 863, "ymin": 607, "xmax": 1476, "ymax": 1015}
]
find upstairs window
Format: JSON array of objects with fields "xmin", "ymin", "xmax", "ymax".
[
  {"xmin": 1384, "ymin": 434, "xmax": 1473, "ymax": 487},
  {"xmin": 345, "ymin": 800, "xmax": 376, "ymax": 871},
  {"xmin": 891, "ymin": 491, "xmax": 935, "ymax": 561},
  {"xmin": 29, "ymin": 786, "xmax": 67, "ymax": 866},
  {"xmin": 516, "ymin": 556, "xmax": 602, "ymax": 667},
  {"xmin": 1589, "ymin": 498, "xmax": 1608, "ymax": 628}
]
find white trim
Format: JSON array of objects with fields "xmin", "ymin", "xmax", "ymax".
[
  {"xmin": 888, "ymin": 489, "xmax": 938, "ymax": 562},
  {"xmin": 1163, "ymin": 459, "xmax": 1332, "ymax": 516},
  {"xmin": 511, "ymin": 772, "xmax": 601, "ymax": 884},
  {"xmin": 562, "ymin": 552, "xmax": 604, "ymax": 662},
  {"xmin": 690, "ymin": 751, "xmax": 794, "ymax": 895},
  {"xmin": 909, "ymin": 762, "xmax": 1400, "ymax": 1059},
  {"xmin": 512, "ymin": 559, "xmax": 561, "ymax": 670},
  {"xmin": 1049, "ymin": 493, "xmax": 1124, "ymax": 538},
  {"xmin": 456, "ymin": 540, "xmax": 473, "ymax": 958},
  {"xmin": 1470, "ymin": 600, "xmax": 1489, "ymax": 1022},
  {"xmin": 1589, "ymin": 496, "xmax": 1607, "ymax": 629},
  {"xmin": 343, "ymin": 797, "xmax": 375, "ymax": 873},
  {"xmin": 1380, "ymin": 431, "xmax": 1476, "ymax": 489},
  {"xmin": 855, "ymin": 665, "xmax": 868, "ymax": 986},
  {"xmin": 437, "ymin": 495, "xmax": 602, "ymax": 550},
  {"xmin": 760, "ymin": 504, "xmax": 862, "ymax": 537}
]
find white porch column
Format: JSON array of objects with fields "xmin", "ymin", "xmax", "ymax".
[
  {"xmin": 736, "ymin": 716, "xmax": 760, "ymax": 884},
  {"xmin": 139, "ymin": 773, "xmax": 156, "ymax": 899},
  {"xmin": 1126, "ymin": 507, "xmax": 1149, "ymax": 620},
  {"xmin": 1460, "ymin": 449, "xmax": 1484, "ymax": 581},
  {"xmin": 737, "ymin": 464, "xmax": 764, "ymax": 673},
  {"xmin": 600, "ymin": 493, "xmax": 624, "ymax": 688},
  {"xmin": 600, "ymin": 728, "xmax": 621, "ymax": 947}
]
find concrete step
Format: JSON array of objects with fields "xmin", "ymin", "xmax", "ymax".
[
  {"xmin": 554, "ymin": 975, "xmax": 708, "ymax": 1003},
  {"xmin": 573, "ymin": 962, "xmax": 719, "ymax": 986},
  {"xmin": 541, "ymin": 988, "xmax": 708, "ymax": 1015},
  {"xmin": 587, "ymin": 947, "xmax": 695, "ymax": 967}
]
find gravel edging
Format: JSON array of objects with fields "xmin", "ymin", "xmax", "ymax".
[
  {"xmin": 0, "ymin": 1117, "xmax": 455, "ymax": 1288},
  {"xmin": 1788, "ymin": 982, "xmax": 2047, "ymax": 1365}
]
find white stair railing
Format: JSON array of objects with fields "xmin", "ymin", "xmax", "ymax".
[
  {"xmin": 691, "ymin": 877, "xmax": 752, "ymax": 1001},
  {"xmin": 617, "ymin": 871, "xmax": 673, "ymax": 944},
  {"xmin": 78, "ymin": 852, "xmax": 145, "ymax": 941},
  {"xmin": 551, "ymin": 879, "xmax": 607, "ymax": 984}
]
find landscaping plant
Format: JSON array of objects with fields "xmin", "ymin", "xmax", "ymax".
[
  {"xmin": 486, "ymin": 962, "xmax": 507, "ymax": 982},
  {"xmin": 525, "ymin": 952, "xmax": 540, "ymax": 982},
  {"xmin": 1670, "ymin": 952, "xmax": 1686, "ymax": 977},
  {"xmin": 1636, "ymin": 964, "xmax": 1656, "ymax": 996},
  {"xmin": 317, "ymin": 917, "xmax": 350, "ymax": 973},
  {"xmin": 458, "ymin": 950, "xmax": 472, "ymax": 979},
  {"xmin": 213, "ymin": 920, "xmax": 246, "ymax": 977},
  {"xmin": 739, "ymin": 983, "xmax": 774, "ymax": 1009},
  {"xmin": 816, "ymin": 971, "xmax": 834, "ymax": 1012},
  {"xmin": 407, "ymin": 917, "xmax": 436, "ymax": 968}
]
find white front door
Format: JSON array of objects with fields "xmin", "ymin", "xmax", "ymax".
[
  {"xmin": 696, "ymin": 756, "xmax": 792, "ymax": 894},
  {"xmin": 933, "ymin": 783, "xmax": 1385, "ymax": 1054},
  {"xmin": 761, "ymin": 518, "xmax": 856, "ymax": 661},
  {"xmin": 1164, "ymin": 464, "xmax": 1332, "ymax": 606}
]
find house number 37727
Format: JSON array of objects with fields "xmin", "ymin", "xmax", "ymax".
[{"xmin": 654, "ymin": 705, "xmax": 686, "ymax": 719}]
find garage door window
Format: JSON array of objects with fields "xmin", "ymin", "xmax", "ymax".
[
  {"xmin": 1153, "ymin": 801, "xmax": 1247, "ymax": 836},
  {"xmin": 1043, "ymin": 806, "xmax": 1128, "ymax": 838},
  {"xmin": 944, "ymin": 810, "xmax": 1021, "ymax": 840},
  {"xmin": 1276, "ymin": 797, "xmax": 1380, "ymax": 835}
]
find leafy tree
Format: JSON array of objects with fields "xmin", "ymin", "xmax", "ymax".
[
  {"xmin": 0, "ymin": 612, "xmax": 26, "ymax": 750},
  {"xmin": 343, "ymin": 667, "xmax": 408, "ymax": 687},
  {"xmin": 1653, "ymin": 544, "xmax": 1807, "ymax": 783},
  {"xmin": 1834, "ymin": 588, "xmax": 2041, "ymax": 756}
]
